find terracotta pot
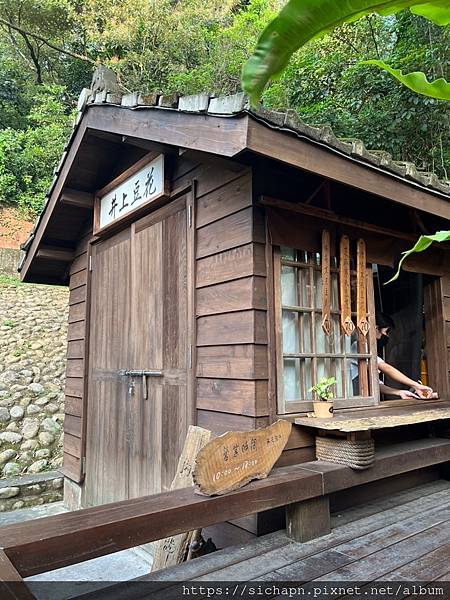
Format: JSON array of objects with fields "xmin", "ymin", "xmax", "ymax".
[{"xmin": 313, "ymin": 400, "xmax": 334, "ymax": 418}]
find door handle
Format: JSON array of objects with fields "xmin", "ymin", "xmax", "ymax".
[{"xmin": 119, "ymin": 369, "xmax": 163, "ymax": 400}]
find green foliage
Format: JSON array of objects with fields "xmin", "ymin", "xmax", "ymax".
[
  {"xmin": 241, "ymin": 0, "xmax": 446, "ymax": 103},
  {"xmin": 0, "ymin": 274, "xmax": 23, "ymax": 287},
  {"xmin": 309, "ymin": 377, "xmax": 337, "ymax": 401},
  {"xmin": 0, "ymin": 85, "xmax": 72, "ymax": 217},
  {"xmin": 2, "ymin": 319, "xmax": 16, "ymax": 327},
  {"xmin": 0, "ymin": 0, "xmax": 448, "ymax": 219},
  {"xmin": 386, "ymin": 230, "xmax": 450, "ymax": 283},
  {"xmin": 363, "ymin": 59, "xmax": 450, "ymax": 99}
]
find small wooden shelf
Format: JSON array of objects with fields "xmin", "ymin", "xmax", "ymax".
[{"xmin": 295, "ymin": 401, "xmax": 450, "ymax": 432}]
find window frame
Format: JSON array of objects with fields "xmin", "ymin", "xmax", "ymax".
[{"xmin": 273, "ymin": 245, "xmax": 380, "ymax": 415}]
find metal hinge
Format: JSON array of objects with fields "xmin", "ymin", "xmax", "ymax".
[
  {"xmin": 81, "ymin": 456, "xmax": 86, "ymax": 474},
  {"xmin": 89, "ymin": 255, "xmax": 93, "ymax": 272},
  {"xmin": 187, "ymin": 205, "xmax": 192, "ymax": 228},
  {"xmin": 188, "ymin": 344, "xmax": 193, "ymax": 369}
]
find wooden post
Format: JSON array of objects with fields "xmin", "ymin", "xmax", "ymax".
[
  {"xmin": 286, "ymin": 496, "xmax": 331, "ymax": 543},
  {"xmin": 151, "ymin": 425, "xmax": 212, "ymax": 571},
  {"xmin": 0, "ymin": 550, "xmax": 36, "ymax": 600}
]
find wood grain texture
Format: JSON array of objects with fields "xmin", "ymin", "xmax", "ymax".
[
  {"xmin": 424, "ymin": 278, "xmax": 449, "ymax": 400},
  {"xmin": 196, "ymin": 276, "xmax": 267, "ymax": 316},
  {"xmin": 196, "ymin": 243, "xmax": 266, "ymax": 288},
  {"xmin": 66, "ymin": 358, "xmax": 84, "ymax": 378},
  {"xmin": 3, "ymin": 439, "xmax": 450, "ymax": 579},
  {"xmin": 63, "ymin": 432, "xmax": 82, "ymax": 459},
  {"xmin": 196, "ymin": 378, "xmax": 269, "ymax": 417},
  {"xmin": 64, "ymin": 414, "xmax": 82, "ymax": 437},
  {"xmin": 195, "ymin": 172, "xmax": 252, "ymax": 228},
  {"xmin": 193, "ymin": 420, "xmax": 292, "ymax": 496},
  {"xmin": 197, "ymin": 310, "xmax": 267, "ymax": 346},
  {"xmin": 248, "ymin": 120, "xmax": 450, "ymax": 220},
  {"xmin": 68, "ymin": 302, "xmax": 85, "ymax": 324},
  {"xmin": 0, "ymin": 550, "xmax": 36, "ymax": 599},
  {"xmin": 286, "ymin": 496, "xmax": 331, "ymax": 542},
  {"xmin": 197, "ymin": 410, "xmax": 270, "ymax": 435},
  {"xmin": 196, "ymin": 207, "xmax": 265, "ymax": 259},
  {"xmin": 65, "ymin": 396, "xmax": 82, "ymax": 417},
  {"xmin": 196, "ymin": 345, "xmax": 268, "ymax": 380}
]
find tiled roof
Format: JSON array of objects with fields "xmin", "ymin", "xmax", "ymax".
[{"xmin": 18, "ymin": 86, "xmax": 450, "ymax": 271}]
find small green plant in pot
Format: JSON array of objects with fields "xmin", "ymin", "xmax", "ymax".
[{"xmin": 309, "ymin": 377, "xmax": 336, "ymax": 418}]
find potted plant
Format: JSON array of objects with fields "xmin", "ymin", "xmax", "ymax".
[{"xmin": 309, "ymin": 377, "xmax": 336, "ymax": 418}]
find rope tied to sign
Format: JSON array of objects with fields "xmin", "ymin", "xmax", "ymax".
[
  {"xmin": 339, "ymin": 235, "xmax": 354, "ymax": 336},
  {"xmin": 321, "ymin": 230, "xmax": 331, "ymax": 336}
]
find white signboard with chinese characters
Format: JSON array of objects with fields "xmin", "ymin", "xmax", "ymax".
[{"xmin": 96, "ymin": 154, "xmax": 165, "ymax": 233}]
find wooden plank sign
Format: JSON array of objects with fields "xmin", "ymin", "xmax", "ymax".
[
  {"xmin": 340, "ymin": 235, "xmax": 354, "ymax": 336},
  {"xmin": 151, "ymin": 426, "xmax": 212, "ymax": 572},
  {"xmin": 193, "ymin": 420, "xmax": 292, "ymax": 496},
  {"xmin": 357, "ymin": 238, "xmax": 369, "ymax": 336},
  {"xmin": 321, "ymin": 230, "xmax": 332, "ymax": 336},
  {"xmin": 93, "ymin": 153, "xmax": 168, "ymax": 235}
]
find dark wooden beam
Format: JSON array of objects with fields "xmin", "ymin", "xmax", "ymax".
[
  {"xmin": 248, "ymin": 119, "xmax": 450, "ymax": 220},
  {"xmin": 86, "ymin": 105, "xmax": 248, "ymax": 158},
  {"xmin": 20, "ymin": 120, "xmax": 89, "ymax": 282},
  {"xmin": 2, "ymin": 438, "xmax": 450, "ymax": 578},
  {"xmin": 60, "ymin": 188, "xmax": 94, "ymax": 210},
  {"xmin": 35, "ymin": 246, "xmax": 75, "ymax": 262},
  {"xmin": 0, "ymin": 551, "xmax": 36, "ymax": 599},
  {"xmin": 1, "ymin": 466, "xmax": 323, "ymax": 577}
]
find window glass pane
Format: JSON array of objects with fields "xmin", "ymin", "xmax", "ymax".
[
  {"xmin": 302, "ymin": 313, "xmax": 312, "ymax": 353},
  {"xmin": 331, "ymin": 272, "xmax": 339, "ymax": 310},
  {"xmin": 282, "ymin": 310, "xmax": 300, "ymax": 353},
  {"xmin": 283, "ymin": 358, "xmax": 314, "ymax": 401},
  {"xmin": 281, "ymin": 246, "xmax": 295, "ymax": 260},
  {"xmin": 315, "ymin": 315, "xmax": 339, "ymax": 354},
  {"xmin": 313, "ymin": 268, "xmax": 322, "ymax": 309},
  {"xmin": 316, "ymin": 357, "xmax": 341, "ymax": 397},
  {"xmin": 349, "ymin": 359, "xmax": 370, "ymax": 397},
  {"xmin": 281, "ymin": 265, "xmax": 297, "ymax": 306},
  {"xmin": 283, "ymin": 358, "xmax": 300, "ymax": 401}
]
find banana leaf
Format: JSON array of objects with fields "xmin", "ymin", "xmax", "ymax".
[
  {"xmin": 411, "ymin": 1, "xmax": 450, "ymax": 25},
  {"xmin": 241, "ymin": 0, "xmax": 448, "ymax": 104},
  {"xmin": 363, "ymin": 60, "xmax": 450, "ymax": 100},
  {"xmin": 385, "ymin": 231, "xmax": 450, "ymax": 284}
]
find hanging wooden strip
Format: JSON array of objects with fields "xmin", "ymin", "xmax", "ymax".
[
  {"xmin": 321, "ymin": 230, "xmax": 332, "ymax": 336},
  {"xmin": 356, "ymin": 238, "xmax": 370, "ymax": 336},
  {"xmin": 340, "ymin": 235, "xmax": 354, "ymax": 336}
]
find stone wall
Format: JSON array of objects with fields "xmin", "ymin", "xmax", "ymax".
[
  {"xmin": 0, "ymin": 248, "xmax": 21, "ymax": 277},
  {"xmin": 0, "ymin": 471, "xmax": 63, "ymax": 511},
  {"xmin": 0, "ymin": 281, "xmax": 68, "ymax": 489}
]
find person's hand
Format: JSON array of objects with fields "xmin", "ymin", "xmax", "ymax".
[
  {"xmin": 413, "ymin": 384, "xmax": 434, "ymax": 398},
  {"xmin": 397, "ymin": 390, "xmax": 420, "ymax": 400}
]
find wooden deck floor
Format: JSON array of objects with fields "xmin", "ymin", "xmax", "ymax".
[{"xmin": 76, "ymin": 479, "xmax": 450, "ymax": 599}]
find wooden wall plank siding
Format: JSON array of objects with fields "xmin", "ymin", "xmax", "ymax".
[
  {"xmin": 442, "ymin": 273, "xmax": 450, "ymax": 394},
  {"xmin": 197, "ymin": 310, "xmax": 268, "ymax": 346},
  {"xmin": 196, "ymin": 206, "xmax": 265, "ymax": 259},
  {"xmin": 63, "ymin": 231, "xmax": 91, "ymax": 483},
  {"xmin": 176, "ymin": 158, "xmax": 273, "ymax": 427},
  {"xmin": 196, "ymin": 345, "xmax": 268, "ymax": 379},
  {"xmin": 197, "ymin": 379, "xmax": 269, "ymax": 416},
  {"xmin": 196, "ymin": 243, "xmax": 266, "ymax": 288},
  {"xmin": 196, "ymin": 276, "xmax": 267, "ymax": 316},
  {"xmin": 424, "ymin": 277, "xmax": 450, "ymax": 400}
]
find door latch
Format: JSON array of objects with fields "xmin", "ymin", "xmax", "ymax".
[{"xmin": 119, "ymin": 369, "xmax": 163, "ymax": 400}]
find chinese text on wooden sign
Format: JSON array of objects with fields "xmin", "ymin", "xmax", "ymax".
[
  {"xmin": 99, "ymin": 154, "xmax": 164, "ymax": 229},
  {"xmin": 193, "ymin": 420, "xmax": 292, "ymax": 496}
]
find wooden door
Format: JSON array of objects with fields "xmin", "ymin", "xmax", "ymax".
[{"xmin": 85, "ymin": 197, "xmax": 192, "ymax": 506}]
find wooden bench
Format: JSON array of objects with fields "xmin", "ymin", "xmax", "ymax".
[{"xmin": 1, "ymin": 438, "xmax": 450, "ymax": 596}]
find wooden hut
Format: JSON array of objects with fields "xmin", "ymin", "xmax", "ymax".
[{"xmin": 19, "ymin": 81, "xmax": 450, "ymax": 545}]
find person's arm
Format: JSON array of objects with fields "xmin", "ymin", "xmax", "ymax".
[
  {"xmin": 379, "ymin": 383, "xmax": 419, "ymax": 400},
  {"xmin": 378, "ymin": 361, "xmax": 433, "ymax": 395}
]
